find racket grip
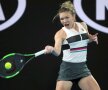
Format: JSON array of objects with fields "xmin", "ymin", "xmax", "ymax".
[{"xmin": 34, "ymin": 49, "xmax": 46, "ymax": 57}]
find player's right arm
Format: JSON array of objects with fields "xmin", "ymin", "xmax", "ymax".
[{"xmin": 45, "ymin": 29, "xmax": 66, "ymax": 56}]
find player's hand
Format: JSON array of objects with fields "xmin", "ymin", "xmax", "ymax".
[
  {"xmin": 44, "ymin": 45, "xmax": 54, "ymax": 54},
  {"xmin": 89, "ymin": 33, "xmax": 98, "ymax": 44}
]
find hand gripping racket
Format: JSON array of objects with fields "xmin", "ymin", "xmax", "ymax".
[{"xmin": 0, "ymin": 49, "xmax": 46, "ymax": 79}]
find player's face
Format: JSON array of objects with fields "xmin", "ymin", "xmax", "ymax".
[{"xmin": 59, "ymin": 11, "xmax": 75, "ymax": 29}]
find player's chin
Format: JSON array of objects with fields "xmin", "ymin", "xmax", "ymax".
[{"xmin": 65, "ymin": 26, "xmax": 70, "ymax": 29}]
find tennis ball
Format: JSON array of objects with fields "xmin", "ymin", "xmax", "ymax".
[{"xmin": 5, "ymin": 62, "xmax": 12, "ymax": 69}]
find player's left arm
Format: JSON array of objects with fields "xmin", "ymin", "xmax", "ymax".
[{"xmin": 81, "ymin": 22, "xmax": 98, "ymax": 44}]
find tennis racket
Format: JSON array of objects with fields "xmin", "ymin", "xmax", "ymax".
[{"xmin": 0, "ymin": 49, "xmax": 46, "ymax": 79}]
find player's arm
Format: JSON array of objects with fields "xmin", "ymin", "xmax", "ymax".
[
  {"xmin": 45, "ymin": 29, "xmax": 65, "ymax": 56},
  {"xmin": 52, "ymin": 30, "xmax": 65, "ymax": 56},
  {"xmin": 81, "ymin": 22, "xmax": 98, "ymax": 44}
]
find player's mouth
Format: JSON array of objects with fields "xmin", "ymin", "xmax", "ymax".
[{"xmin": 64, "ymin": 24, "xmax": 69, "ymax": 27}]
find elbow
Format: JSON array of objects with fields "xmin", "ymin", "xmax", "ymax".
[
  {"xmin": 52, "ymin": 50, "xmax": 61, "ymax": 56},
  {"xmin": 55, "ymin": 53, "xmax": 60, "ymax": 57}
]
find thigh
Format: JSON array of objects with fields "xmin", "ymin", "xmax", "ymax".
[
  {"xmin": 78, "ymin": 75, "xmax": 101, "ymax": 90},
  {"xmin": 56, "ymin": 80, "xmax": 73, "ymax": 90}
]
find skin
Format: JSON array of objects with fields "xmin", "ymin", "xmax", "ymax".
[{"xmin": 45, "ymin": 11, "xmax": 100, "ymax": 90}]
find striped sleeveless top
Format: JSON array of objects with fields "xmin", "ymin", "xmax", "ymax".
[{"xmin": 62, "ymin": 22, "xmax": 89, "ymax": 63}]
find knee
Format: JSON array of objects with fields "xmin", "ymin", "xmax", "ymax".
[{"xmin": 55, "ymin": 81, "xmax": 73, "ymax": 90}]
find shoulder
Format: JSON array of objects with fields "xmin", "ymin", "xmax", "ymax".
[
  {"xmin": 80, "ymin": 22, "xmax": 88, "ymax": 30},
  {"xmin": 77, "ymin": 22, "xmax": 89, "ymax": 33},
  {"xmin": 54, "ymin": 29, "xmax": 66, "ymax": 40}
]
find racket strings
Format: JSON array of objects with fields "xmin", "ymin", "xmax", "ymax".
[{"xmin": 24, "ymin": 56, "xmax": 36, "ymax": 65}]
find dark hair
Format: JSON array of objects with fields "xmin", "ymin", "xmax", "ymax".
[{"xmin": 53, "ymin": 0, "xmax": 76, "ymax": 21}]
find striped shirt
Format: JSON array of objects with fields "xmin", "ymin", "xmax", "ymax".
[{"xmin": 62, "ymin": 22, "xmax": 89, "ymax": 63}]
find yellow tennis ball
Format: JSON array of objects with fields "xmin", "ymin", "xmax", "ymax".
[{"xmin": 5, "ymin": 62, "xmax": 12, "ymax": 69}]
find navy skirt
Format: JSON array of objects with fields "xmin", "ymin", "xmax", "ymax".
[{"xmin": 57, "ymin": 61, "xmax": 91, "ymax": 81}]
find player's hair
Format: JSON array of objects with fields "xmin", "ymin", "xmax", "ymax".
[{"xmin": 53, "ymin": 0, "xmax": 76, "ymax": 21}]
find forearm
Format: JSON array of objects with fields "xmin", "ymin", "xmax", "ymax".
[
  {"xmin": 52, "ymin": 48, "xmax": 61, "ymax": 56},
  {"xmin": 45, "ymin": 45, "xmax": 61, "ymax": 56}
]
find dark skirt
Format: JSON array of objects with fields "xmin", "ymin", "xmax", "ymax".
[{"xmin": 57, "ymin": 61, "xmax": 91, "ymax": 81}]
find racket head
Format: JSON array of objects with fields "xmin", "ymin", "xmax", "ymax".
[{"xmin": 0, "ymin": 53, "xmax": 28, "ymax": 79}]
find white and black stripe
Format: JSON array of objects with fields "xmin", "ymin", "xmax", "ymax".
[{"xmin": 61, "ymin": 22, "xmax": 89, "ymax": 63}]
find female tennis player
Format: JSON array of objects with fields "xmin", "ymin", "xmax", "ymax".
[{"xmin": 44, "ymin": 1, "xmax": 100, "ymax": 90}]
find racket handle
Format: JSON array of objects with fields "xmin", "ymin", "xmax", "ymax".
[{"xmin": 34, "ymin": 49, "xmax": 46, "ymax": 57}]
